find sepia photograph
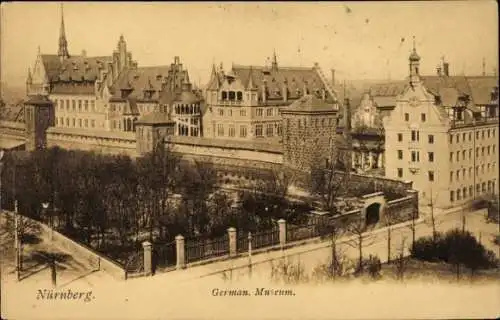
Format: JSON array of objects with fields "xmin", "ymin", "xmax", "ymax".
[{"xmin": 0, "ymin": 1, "xmax": 499, "ymax": 319}]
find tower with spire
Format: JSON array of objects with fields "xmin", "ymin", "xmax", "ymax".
[
  {"xmin": 271, "ymin": 50, "xmax": 278, "ymax": 71},
  {"xmin": 58, "ymin": 4, "xmax": 70, "ymax": 61},
  {"xmin": 409, "ymin": 36, "xmax": 421, "ymax": 87}
]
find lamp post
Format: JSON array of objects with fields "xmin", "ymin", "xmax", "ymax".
[{"xmin": 42, "ymin": 202, "xmax": 52, "ymax": 241}]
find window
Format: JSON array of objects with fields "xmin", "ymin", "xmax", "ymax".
[
  {"xmin": 91, "ymin": 120, "xmax": 95, "ymax": 128},
  {"xmin": 421, "ymin": 113, "xmax": 426, "ymax": 122},
  {"xmin": 398, "ymin": 150, "xmax": 403, "ymax": 160},
  {"xmin": 55, "ymin": 118, "xmax": 58, "ymax": 126},
  {"xmin": 256, "ymin": 108, "xmax": 263, "ymax": 117},
  {"xmin": 218, "ymin": 108, "xmax": 224, "ymax": 116},
  {"xmin": 91, "ymin": 101, "xmax": 95, "ymax": 112},
  {"xmin": 482, "ymin": 182, "xmax": 486, "ymax": 192},
  {"xmin": 240, "ymin": 109, "xmax": 246, "ymax": 117},
  {"xmin": 476, "ymin": 166, "xmax": 479, "ymax": 175},
  {"xmin": 84, "ymin": 100, "xmax": 89, "ymax": 112},
  {"xmin": 462, "ymin": 150, "xmax": 466, "ymax": 160},
  {"xmin": 72, "ymin": 100, "xmax": 76, "ymax": 111},
  {"xmin": 398, "ymin": 133, "xmax": 403, "ymax": 142},
  {"xmin": 428, "ymin": 171, "xmax": 434, "ymax": 181},
  {"xmin": 78, "ymin": 100, "xmax": 82, "ymax": 112},
  {"xmin": 469, "ymin": 149, "xmax": 472, "ymax": 159},
  {"xmin": 450, "ymin": 171, "xmax": 453, "ymax": 182},
  {"xmin": 450, "ymin": 190, "xmax": 454, "ymax": 202},
  {"xmin": 411, "ymin": 151, "xmax": 419, "ymax": 162},
  {"xmin": 404, "ymin": 113, "xmax": 409, "ymax": 121},
  {"xmin": 397, "ymin": 168, "xmax": 403, "ymax": 178},
  {"xmin": 487, "ymin": 146, "xmax": 491, "ymax": 155},
  {"xmin": 476, "ymin": 147, "xmax": 479, "ymax": 157},
  {"xmin": 463, "ymin": 168, "xmax": 466, "ymax": 178},
  {"xmin": 84, "ymin": 119, "xmax": 88, "ymax": 128},
  {"xmin": 228, "ymin": 91, "xmax": 235, "ymax": 100},
  {"xmin": 235, "ymin": 125, "xmax": 246, "ymax": 138},
  {"xmin": 457, "ymin": 189, "xmax": 461, "ymax": 200},
  {"xmin": 428, "ymin": 152, "xmax": 434, "ymax": 162},
  {"xmin": 72, "ymin": 118, "xmax": 76, "ymax": 127},
  {"xmin": 266, "ymin": 123, "xmax": 273, "ymax": 136},
  {"xmin": 411, "ymin": 130, "xmax": 419, "ymax": 141},
  {"xmin": 217, "ymin": 124, "xmax": 224, "ymax": 136},
  {"xmin": 428, "ymin": 135, "xmax": 434, "ymax": 144},
  {"xmin": 482, "ymin": 147, "xmax": 485, "ymax": 156},
  {"xmin": 237, "ymin": 91, "xmax": 243, "ymax": 101},
  {"xmin": 449, "ymin": 135, "xmax": 453, "ymax": 144},
  {"xmin": 277, "ymin": 124, "xmax": 282, "ymax": 136},
  {"xmin": 456, "ymin": 134, "xmax": 459, "ymax": 143},
  {"xmin": 450, "ymin": 152, "xmax": 453, "ymax": 162},
  {"xmin": 228, "ymin": 125, "xmax": 235, "ymax": 137},
  {"xmin": 469, "ymin": 167, "xmax": 472, "ymax": 177},
  {"xmin": 78, "ymin": 118, "xmax": 82, "ymax": 127},
  {"xmin": 456, "ymin": 151, "xmax": 459, "ymax": 162},
  {"xmin": 266, "ymin": 108, "xmax": 273, "ymax": 117},
  {"xmin": 476, "ymin": 184, "xmax": 480, "ymax": 193},
  {"xmin": 456, "ymin": 170, "xmax": 460, "ymax": 181},
  {"xmin": 255, "ymin": 124, "xmax": 263, "ymax": 137},
  {"xmin": 469, "ymin": 132, "xmax": 472, "ymax": 141},
  {"xmin": 481, "ymin": 164, "xmax": 485, "ymax": 174},
  {"xmin": 65, "ymin": 118, "xmax": 69, "ymax": 126},
  {"xmin": 469, "ymin": 186, "xmax": 473, "ymax": 197},
  {"xmin": 66, "ymin": 100, "xmax": 70, "ymax": 111},
  {"xmin": 476, "ymin": 131, "xmax": 479, "ymax": 139},
  {"xmin": 462, "ymin": 133, "xmax": 466, "ymax": 141},
  {"xmin": 221, "ymin": 91, "xmax": 228, "ymax": 100},
  {"xmin": 482, "ymin": 130, "xmax": 485, "ymax": 139},
  {"xmin": 228, "ymin": 109, "xmax": 232, "ymax": 117}
]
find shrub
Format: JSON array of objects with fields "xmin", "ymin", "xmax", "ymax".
[
  {"xmin": 411, "ymin": 229, "xmax": 498, "ymax": 272},
  {"xmin": 365, "ymin": 255, "xmax": 382, "ymax": 279}
]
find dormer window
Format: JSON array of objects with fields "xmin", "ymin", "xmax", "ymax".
[
  {"xmin": 156, "ymin": 74, "xmax": 162, "ymax": 81},
  {"xmin": 228, "ymin": 91, "xmax": 236, "ymax": 100},
  {"xmin": 435, "ymin": 95, "xmax": 442, "ymax": 105},
  {"xmin": 236, "ymin": 91, "xmax": 243, "ymax": 101},
  {"xmin": 221, "ymin": 91, "xmax": 228, "ymax": 100}
]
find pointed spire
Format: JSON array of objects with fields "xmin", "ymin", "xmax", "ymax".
[
  {"xmin": 58, "ymin": 3, "xmax": 70, "ymax": 59},
  {"xmin": 272, "ymin": 49, "xmax": 278, "ymax": 70},
  {"xmin": 37, "ymin": 45, "xmax": 41, "ymax": 56},
  {"xmin": 210, "ymin": 62, "xmax": 217, "ymax": 79},
  {"xmin": 183, "ymin": 71, "xmax": 190, "ymax": 84},
  {"xmin": 246, "ymin": 66, "xmax": 257, "ymax": 90},
  {"xmin": 409, "ymin": 36, "xmax": 420, "ymax": 62},
  {"xmin": 26, "ymin": 67, "xmax": 32, "ymax": 84}
]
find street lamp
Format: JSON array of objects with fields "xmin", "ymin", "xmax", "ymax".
[{"xmin": 42, "ymin": 202, "xmax": 53, "ymax": 241}]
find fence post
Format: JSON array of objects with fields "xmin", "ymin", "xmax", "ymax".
[
  {"xmin": 228, "ymin": 227, "xmax": 237, "ymax": 257},
  {"xmin": 176, "ymin": 235, "xmax": 185, "ymax": 270},
  {"xmin": 248, "ymin": 232, "xmax": 252, "ymax": 278},
  {"xmin": 278, "ymin": 219, "xmax": 286, "ymax": 250},
  {"xmin": 142, "ymin": 241, "xmax": 152, "ymax": 276}
]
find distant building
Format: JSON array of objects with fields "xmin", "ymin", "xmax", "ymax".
[
  {"xmin": 384, "ymin": 40, "xmax": 499, "ymax": 209},
  {"xmin": 203, "ymin": 52, "xmax": 339, "ymax": 143}
]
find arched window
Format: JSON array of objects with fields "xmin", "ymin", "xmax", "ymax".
[
  {"xmin": 222, "ymin": 91, "xmax": 228, "ymax": 100},
  {"xmin": 127, "ymin": 118, "xmax": 132, "ymax": 132},
  {"xmin": 237, "ymin": 91, "xmax": 243, "ymax": 101}
]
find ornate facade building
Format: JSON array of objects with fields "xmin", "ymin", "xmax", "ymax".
[
  {"xmin": 384, "ymin": 41, "xmax": 499, "ymax": 209},
  {"xmin": 25, "ymin": 5, "xmax": 201, "ymax": 139},
  {"xmin": 203, "ymin": 53, "xmax": 339, "ymax": 143}
]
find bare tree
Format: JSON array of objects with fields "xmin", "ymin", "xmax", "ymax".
[
  {"xmin": 383, "ymin": 207, "xmax": 398, "ymax": 264},
  {"xmin": 394, "ymin": 236, "xmax": 409, "ymax": 281},
  {"xmin": 346, "ymin": 217, "xmax": 375, "ymax": 273}
]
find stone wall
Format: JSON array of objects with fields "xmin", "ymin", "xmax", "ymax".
[
  {"xmin": 0, "ymin": 120, "xmax": 26, "ymax": 139},
  {"xmin": 46, "ymin": 127, "xmax": 138, "ymax": 157}
]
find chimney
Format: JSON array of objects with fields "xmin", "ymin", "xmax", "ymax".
[
  {"xmin": 443, "ymin": 62, "xmax": 450, "ymax": 76},
  {"xmin": 436, "ymin": 65, "xmax": 442, "ymax": 76},
  {"xmin": 282, "ymin": 80, "xmax": 288, "ymax": 103},
  {"xmin": 262, "ymin": 80, "xmax": 267, "ymax": 103},
  {"xmin": 331, "ymin": 69, "xmax": 336, "ymax": 86},
  {"xmin": 81, "ymin": 50, "xmax": 87, "ymax": 57}
]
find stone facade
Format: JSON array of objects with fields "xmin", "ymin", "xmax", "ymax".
[{"xmin": 24, "ymin": 95, "xmax": 54, "ymax": 151}]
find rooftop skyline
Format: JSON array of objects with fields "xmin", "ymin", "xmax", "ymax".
[{"xmin": 1, "ymin": 2, "xmax": 498, "ymax": 90}]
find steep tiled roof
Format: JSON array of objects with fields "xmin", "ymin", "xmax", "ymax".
[
  {"xmin": 284, "ymin": 94, "xmax": 337, "ymax": 113},
  {"xmin": 369, "ymin": 81, "xmax": 406, "ymax": 97},
  {"xmin": 110, "ymin": 66, "xmax": 171, "ymax": 102},
  {"xmin": 465, "ymin": 76, "xmax": 499, "ymax": 105},
  {"xmin": 230, "ymin": 65, "xmax": 334, "ymax": 102},
  {"xmin": 41, "ymin": 54, "xmax": 112, "ymax": 83}
]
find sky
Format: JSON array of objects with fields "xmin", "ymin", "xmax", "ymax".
[{"xmin": 1, "ymin": 1, "xmax": 498, "ymax": 89}]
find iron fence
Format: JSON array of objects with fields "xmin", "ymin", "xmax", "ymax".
[
  {"xmin": 237, "ymin": 233, "xmax": 249, "ymax": 253},
  {"xmin": 153, "ymin": 240, "xmax": 176, "ymax": 271},
  {"xmin": 185, "ymin": 234, "xmax": 230, "ymax": 264},
  {"xmin": 252, "ymin": 227, "xmax": 280, "ymax": 250},
  {"xmin": 124, "ymin": 249, "xmax": 144, "ymax": 275}
]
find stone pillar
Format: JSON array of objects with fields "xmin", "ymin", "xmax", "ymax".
[
  {"xmin": 142, "ymin": 241, "xmax": 152, "ymax": 276},
  {"xmin": 228, "ymin": 227, "xmax": 237, "ymax": 257},
  {"xmin": 175, "ymin": 235, "xmax": 185, "ymax": 270},
  {"xmin": 368, "ymin": 151, "xmax": 373, "ymax": 168},
  {"xmin": 278, "ymin": 219, "xmax": 286, "ymax": 249},
  {"xmin": 361, "ymin": 152, "xmax": 365, "ymax": 168},
  {"xmin": 377, "ymin": 153, "xmax": 383, "ymax": 168}
]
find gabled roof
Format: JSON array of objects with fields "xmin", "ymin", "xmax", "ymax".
[
  {"xmin": 41, "ymin": 54, "xmax": 112, "ymax": 83},
  {"xmin": 231, "ymin": 65, "xmax": 331, "ymax": 101},
  {"xmin": 284, "ymin": 94, "xmax": 337, "ymax": 113},
  {"xmin": 110, "ymin": 66, "xmax": 171, "ymax": 102}
]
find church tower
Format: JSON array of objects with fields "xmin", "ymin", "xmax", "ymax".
[
  {"xmin": 58, "ymin": 4, "xmax": 70, "ymax": 61},
  {"xmin": 409, "ymin": 36, "xmax": 421, "ymax": 87}
]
